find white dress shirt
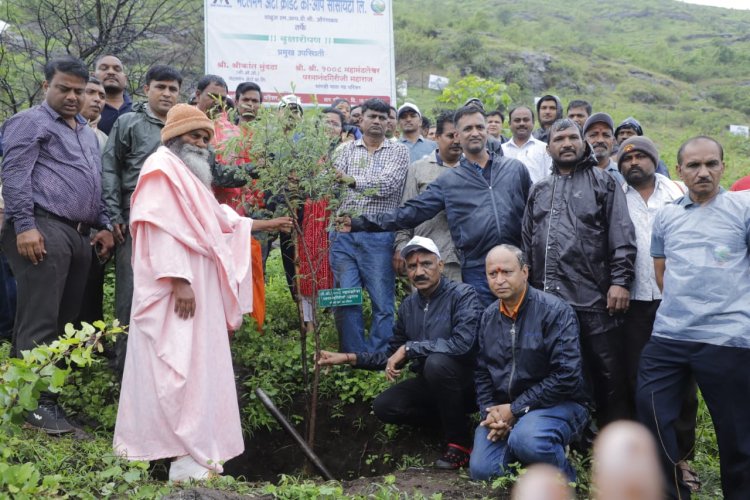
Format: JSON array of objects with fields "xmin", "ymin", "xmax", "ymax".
[{"xmin": 501, "ymin": 136, "xmax": 552, "ymax": 184}]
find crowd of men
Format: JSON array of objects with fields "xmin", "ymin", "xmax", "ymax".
[{"xmin": 1, "ymin": 54, "xmax": 749, "ymax": 498}]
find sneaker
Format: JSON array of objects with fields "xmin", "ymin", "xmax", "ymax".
[
  {"xmin": 25, "ymin": 402, "xmax": 75, "ymax": 435},
  {"xmin": 434, "ymin": 443, "xmax": 471, "ymax": 470}
]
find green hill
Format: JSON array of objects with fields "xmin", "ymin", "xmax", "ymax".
[{"xmin": 393, "ymin": 0, "xmax": 750, "ymax": 184}]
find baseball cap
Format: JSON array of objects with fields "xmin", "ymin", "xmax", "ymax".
[
  {"xmin": 279, "ymin": 94, "xmax": 302, "ymax": 108},
  {"xmin": 400, "ymin": 236, "xmax": 441, "ymax": 259},
  {"xmin": 397, "ymin": 102, "xmax": 421, "ymax": 118}
]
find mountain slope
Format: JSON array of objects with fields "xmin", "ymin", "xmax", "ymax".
[{"xmin": 393, "ymin": 0, "xmax": 750, "ymax": 182}]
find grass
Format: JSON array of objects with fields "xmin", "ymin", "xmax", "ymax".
[{"xmin": 0, "ymin": 251, "xmax": 725, "ymax": 497}]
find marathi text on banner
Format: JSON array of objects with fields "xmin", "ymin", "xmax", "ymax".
[{"xmin": 204, "ymin": 0, "xmax": 395, "ymax": 105}]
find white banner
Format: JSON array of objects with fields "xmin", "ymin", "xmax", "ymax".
[
  {"xmin": 204, "ymin": 0, "xmax": 396, "ymax": 106},
  {"xmin": 428, "ymin": 74, "xmax": 449, "ymax": 91}
]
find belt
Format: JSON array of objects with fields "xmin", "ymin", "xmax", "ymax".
[{"xmin": 33, "ymin": 207, "xmax": 92, "ymax": 235}]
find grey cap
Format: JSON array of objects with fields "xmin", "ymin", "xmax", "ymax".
[{"xmin": 582, "ymin": 112, "xmax": 615, "ymax": 135}]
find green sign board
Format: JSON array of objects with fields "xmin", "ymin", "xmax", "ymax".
[{"xmin": 317, "ymin": 287, "xmax": 363, "ymax": 308}]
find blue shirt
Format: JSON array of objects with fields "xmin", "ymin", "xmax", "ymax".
[
  {"xmin": 399, "ymin": 136, "xmax": 437, "ymax": 163},
  {"xmin": 604, "ymin": 159, "xmax": 626, "ymax": 186},
  {"xmin": 650, "ymin": 189, "xmax": 750, "ymax": 348},
  {"xmin": 1, "ymin": 101, "xmax": 109, "ymax": 233},
  {"xmin": 98, "ymin": 91, "xmax": 132, "ymax": 135}
]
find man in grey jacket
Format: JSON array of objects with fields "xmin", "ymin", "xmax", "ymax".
[
  {"xmin": 102, "ymin": 64, "xmax": 182, "ymax": 375},
  {"xmin": 522, "ymin": 118, "xmax": 636, "ymax": 428}
]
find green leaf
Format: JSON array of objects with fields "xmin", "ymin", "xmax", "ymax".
[
  {"xmin": 99, "ymin": 466, "xmax": 122, "ymax": 479},
  {"xmin": 122, "ymin": 469, "xmax": 141, "ymax": 483}
]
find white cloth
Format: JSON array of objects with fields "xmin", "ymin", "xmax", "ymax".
[
  {"xmin": 623, "ymin": 173, "xmax": 684, "ymax": 301},
  {"xmin": 501, "ymin": 136, "xmax": 552, "ymax": 184}
]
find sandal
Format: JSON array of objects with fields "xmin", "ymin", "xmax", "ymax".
[
  {"xmin": 169, "ymin": 455, "xmax": 220, "ymax": 482},
  {"xmin": 678, "ymin": 460, "xmax": 701, "ymax": 493}
]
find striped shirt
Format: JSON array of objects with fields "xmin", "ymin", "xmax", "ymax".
[
  {"xmin": 335, "ymin": 138, "xmax": 409, "ymax": 217},
  {"xmin": 1, "ymin": 101, "xmax": 109, "ymax": 233}
]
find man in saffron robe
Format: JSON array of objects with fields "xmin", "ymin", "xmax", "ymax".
[{"xmin": 113, "ymin": 104, "xmax": 291, "ymax": 480}]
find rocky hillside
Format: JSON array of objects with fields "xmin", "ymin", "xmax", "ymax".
[{"xmin": 393, "ymin": 0, "xmax": 750, "ymax": 182}]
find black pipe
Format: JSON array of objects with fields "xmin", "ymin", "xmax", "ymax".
[{"xmin": 254, "ymin": 387, "xmax": 335, "ymax": 481}]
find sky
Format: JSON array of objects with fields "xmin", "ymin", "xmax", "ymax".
[{"xmin": 679, "ymin": 0, "xmax": 750, "ymax": 9}]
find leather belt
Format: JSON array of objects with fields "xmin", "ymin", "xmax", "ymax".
[{"xmin": 33, "ymin": 207, "xmax": 92, "ymax": 235}]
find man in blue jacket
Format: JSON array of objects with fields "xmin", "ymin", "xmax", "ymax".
[
  {"xmin": 342, "ymin": 106, "xmax": 532, "ymax": 307},
  {"xmin": 470, "ymin": 244, "xmax": 590, "ymax": 482},
  {"xmin": 319, "ymin": 236, "xmax": 483, "ymax": 469}
]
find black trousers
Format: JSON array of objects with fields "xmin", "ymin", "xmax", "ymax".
[
  {"xmin": 576, "ymin": 310, "xmax": 629, "ymax": 426},
  {"xmin": 1, "ymin": 218, "xmax": 90, "ymax": 356},
  {"xmin": 623, "ymin": 300, "xmax": 697, "ymax": 459},
  {"xmin": 372, "ymin": 353, "xmax": 476, "ymax": 448},
  {"xmin": 637, "ymin": 336, "xmax": 750, "ymax": 499},
  {"xmin": 75, "ymin": 247, "xmax": 106, "ymax": 325}
]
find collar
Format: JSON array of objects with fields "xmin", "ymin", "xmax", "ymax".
[
  {"xmin": 551, "ymin": 144, "xmax": 598, "ymax": 174},
  {"xmin": 624, "ymin": 173, "xmax": 677, "ymax": 194},
  {"xmin": 41, "ymin": 101, "xmax": 87, "ymax": 125},
  {"xmin": 676, "ymin": 187, "xmax": 725, "ymax": 208},
  {"xmin": 354, "ymin": 137, "xmax": 389, "ymax": 152},
  {"xmin": 417, "ymin": 276, "xmax": 447, "ymax": 303},
  {"xmin": 435, "ymin": 149, "xmax": 459, "ymax": 167},
  {"xmin": 399, "ymin": 135, "xmax": 426, "ymax": 145},
  {"xmin": 104, "ymin": 91, "xmax": 132, "ymax": 108},
  {"xmin": 88, "ymin": 113, "xmax": 102, "ymax": 129},
  {"xmin": 509, "ymin": 136, "xmax": 539, "ymax": 148},
  {"xmin": 461, "ymin": 150, "xmax": 495, "ymax": 168},
  {"xmin": 143, "ymin": 103, "xmax": 160, "ymax": 121},
  {"xmin": 499, "ymin": 285, "xmax": 528, "ymax": 320}
]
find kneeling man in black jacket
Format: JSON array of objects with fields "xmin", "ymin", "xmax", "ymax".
[
  {"xmin": 470, "ymin": 244, "xmax": 591, "ymax": 482},
  {"xmin": 319, "ymin": 236, "xmax": 483, "ymax": 469}
]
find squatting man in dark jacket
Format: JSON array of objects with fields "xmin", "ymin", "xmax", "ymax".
[
  {"xmin": 318, "ymin": 236, "xmax": 483, "ymax": 469},
  {"xmin": 469, "ymin": 244, "xmax": 590, "ymax": 482}
]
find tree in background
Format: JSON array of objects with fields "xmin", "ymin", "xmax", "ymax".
[
  {"xmin": 0, "ymin": 0, "xmax": 202, "ymax": 119},
  {"xmin": 437, "ymin": 75, "xmax": 513, "ymax": 112}
]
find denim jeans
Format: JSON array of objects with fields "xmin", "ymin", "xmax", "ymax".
[
  {"xmin": 460, "ymin": 264, "xmax": 495, "ymax": 308},
  {"xmin": 329, "ymin": 231, "xmax": 395, "ymax": 353},
  {"xmin": 469, "ymin": 401, "xmax": 589, "ymax": 482}
]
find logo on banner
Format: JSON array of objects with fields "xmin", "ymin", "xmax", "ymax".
[
  {"xmin": 209, "ymin": 0, "xmax": 232, "ymax": 7},
  {"xmin": 371, "ymin": 0, "xmax": 386, "ymax": 15}
]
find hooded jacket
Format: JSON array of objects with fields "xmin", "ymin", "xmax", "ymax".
[
  {"xmin": 532, "ymin": 95, "xmax": 563, "ymax": 143},
  {"xmin": 351, "ymin": 153, "xmax": 532, "ymax": 269},
  {"xmin": 356, "ymin": 277, "xmax": 483, "ymax": 372},
  {"xmin": 521, "ymin": 144, "xmax": 636, "ymax": 314},
  {"xmin": 614, "ymin": 117, "xmax": 643, "ymax": 138},
  {"xmin": 102, "ymin": 102, "xmax": 165, "ymax": 224},
  {"xmin": 475, "ymin": 286, "xmax": 591, "ymax": 418}
]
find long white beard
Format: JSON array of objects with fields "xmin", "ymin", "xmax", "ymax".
[{"xmin": 177, "ymin": 144, "xmax": 213, "ymax": 189}]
